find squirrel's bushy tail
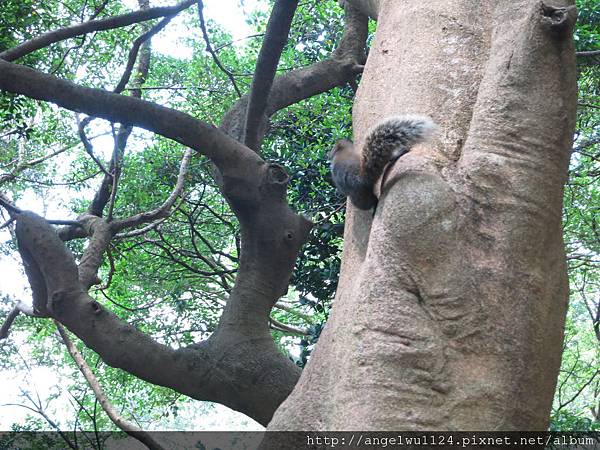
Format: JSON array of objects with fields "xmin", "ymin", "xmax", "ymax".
[{"xmin": 361, "ymin": 114, "xmax": 436, "ymax": 186}]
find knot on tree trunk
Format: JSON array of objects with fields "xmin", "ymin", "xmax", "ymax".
[
  {"xmin": 48, "ymin": 288, "xmax": 82, "ymax": 314},
  {"xmin": 261, "ymin": 163, "xmax": 290, "ymax": 200},
  {"xmin": 540, "ymin": 3, "xmax": 577, "ymax": 35}
]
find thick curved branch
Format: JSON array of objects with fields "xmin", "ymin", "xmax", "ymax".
[
  {"xmin": 16, "ymin": 212, "xmax": 81, "ymax": 302},
  {"xmin": 266, "ymin": 1, "xmax": 368, "ymax": 114},
  {"xmin": 0, "ymin": 0, "xmax": 196, "ymax": 62},
  {"xmin": 56, "ymin": 322, "xmax": 165, "ymax": 450},
  {"xmin": 15, "ymin": 211, "xmax": 301, "ymax": 425},
  {"xmin": 0, "ymin": 59, "xmax": 263, "ymax": 177},
  {"xmin": 243, "ymin": 0, "xmax": 299, "ymax": 150}
]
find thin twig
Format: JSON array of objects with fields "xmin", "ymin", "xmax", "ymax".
[
  {"xmin": 111, "ymin": 148, "xmax": 193, "ymax": 232},
  {"xmin": 114, "ymin": 15, "xmax": 174, "ymax": 93},
  {"xmin": 56, "ymin": 322, "xmax": 166, "ymax": 450},
  {"xmin": 77, "ymin": 116, "xmax": 112, "ymax": 177},
  {"xmin": 196, "ymin": 0, "xmax": 242, "ymax": 97},
  {"xmin": 0, "ymin": 301, "xmax": 36, "ymax": 340},
  {"xmin": 214, "ymin": 33, "xmax": 264, "ymax": 52}
]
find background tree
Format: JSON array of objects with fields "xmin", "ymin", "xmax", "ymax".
[{"xmin": 0, "ymin": 0, "xmax": 597, "ymax": 441}]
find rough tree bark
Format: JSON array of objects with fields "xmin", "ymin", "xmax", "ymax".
[{"xmin": 268, "ymin": 0, "xmax": 577, "ymax": 431}]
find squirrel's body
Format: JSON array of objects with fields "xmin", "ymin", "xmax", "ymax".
[{"xmin": 328, "ymin": 115, "xmax": 436, "ymax": 210}]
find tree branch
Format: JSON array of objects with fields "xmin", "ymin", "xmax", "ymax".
[
  {"xmin": 0, "ymin": 59, "xmax": 264, "ymax": 177},
  {"xmin": 0, "ymin": 0, "xmax": 196, "ymax": 62},
  {"xmin": 114, "ymin": 15, "xmax": 174, "ymax": 94},
  {"xmin": 14, "ymin": 210, "xmax": 301, "ymax": 425},
  {"xmin": 77, "ymin": 117, "xmax": 112, "ymax": 177},
  {"xmin": 78, "ymin": 215, "xmax": 112, "ymax": 290},
  {"xmin": 220, "ymin": 1, "xmax": 368, "ymax": 143},
  {"xmin": 344, "ymin": 0, "xmax": 380, "ymax": 19},
  {"xmin": 577, "ymin": 49, "xmax": 600, "ymax": 57},
  {"xmin": 196, "ymin": 0, "xmax": 242, "ymax": 97},
  {"xmin": 56, "ymin": 322, "xmax": 166, "ymax": 450},
  {"xmin": 0, "ymin": 301, "xmax": 36, "ymax": 340},
  {"xmin": 96, "ymin": 7, "xmax": 154, "ymax": 219},
  {"xmin": 269, "ymin": 317, "xmax": 309, "ymax": 335},
  {"xmin": 110, "ymin": 148, "xmax": 193, "ymax": 233},
  {"xmin": 0, "ymin": 137, "xmax": 93, "ymax": 186},
  {"xmin": 243, "ymin": 0, "xmax": 299, "ymax": 151}
]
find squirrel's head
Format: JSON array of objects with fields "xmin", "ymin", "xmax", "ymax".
[{"xmin": 327, "ymin": 139, "xmax": 354, "ymax": 161}]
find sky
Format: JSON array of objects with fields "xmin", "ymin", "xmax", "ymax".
[{"xmin": 0, "ymin": 0, "xmax": 268, "ymax": 431}]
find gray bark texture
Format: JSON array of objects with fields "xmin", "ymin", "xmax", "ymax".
[{"xmin": 268, "ymin": 0, "xmax": 577, "ymax": 431}]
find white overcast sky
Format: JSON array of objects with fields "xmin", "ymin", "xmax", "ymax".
[{"xmin": 1, "ymin": 0, "xmax": 267, "ymax": 430}]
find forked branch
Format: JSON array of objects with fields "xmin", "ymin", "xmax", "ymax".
[{"xmin": 244, "ymin": 0, "xmax": 299, "ymax": 151}]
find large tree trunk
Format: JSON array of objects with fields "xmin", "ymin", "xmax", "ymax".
[{"xmin": 269, "ymin": 0, "xmax": 577, "ymax": 430}]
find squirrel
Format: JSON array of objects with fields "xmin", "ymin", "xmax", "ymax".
[{"xmin": 328, "ymin": 114, "xmax": 437, "ymax": 210}]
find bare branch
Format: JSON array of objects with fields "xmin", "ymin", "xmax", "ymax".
[
  {"xmin": 13, "ymin": 211, "xmax": 300, "ymax": 425},
  {"xmin": 0, "ymin": 193, "xmax": 82, "ymax": 227},
  {"xmin": 77, "ymin": 117, "xmax": 112, "ymax": 177},
  {"xmin": 56, "ymin": 322, "xmax": 166, "ymax": 450},
  {"xmin": 14, "ymin": 388, "xmax": 78, "ymax": 449},
  {"xmin": 196, "ymin": 0, "xmax": 242, "ymax": 97},
  {"xmin": 0, "ymin": 193, "xmax": 21, "ymax": 216},
  {"xmin": 114, "ymin": 216, "xmax": 167, "ymax": 239},
  {"xmin": 0, "ymin": 136, "xmax": 99, "ymax": 186},
  {"xmin": 89, "ymin": 14, "xmax": 154, "ymax": 219},
  {"xmin": 105, "ymin": 125, "xmax": 127, "ymax": 221},
  {"xmin": 78, "ymin": 215, "xmax": 112, "ymax": 290},
  {"xmin": 265, "ymin": 1, "xmax": 367, "ymax": 114},
  {"xmin": 243, "ymin": 0, "xmax": 299, "ymax": 151},
  {"xmin": 111, "ymin": 148, "xmax": 193, "ymax": 232},
  {"xmin": 114, "ymin": 15, "xmax": 174, "ymax": 94},
  {"xmin": 0, "ymin": 217, "xmax": 14, "ymax": 229},
  {"xmin": 557, "ymin": 369, "xmax": 600, "ymax": 411},
  {"xmin": 343, "ymin": 0, "xmax": 380, "ymax": 19},
  {"xmin": 269, "ymin": 317, "xmax": 310, "ymax": 335},
  {"xmin": 273, "ymin": 301, "xmax": 314, "ymax": 323},
  {"xmin": 94, "ymin": 246, "xmax": 116, "ymax": 291},
  {"xmin": 577, "ymin": 50, "xmax": 600, "ymax": 57},
  {"xmin": 0, "ymin": 302, "xmax": 36, "ymax": 340},
  {"xmin": 0, "ymin": 0, "xmax": 196, "ymax": 62},
  {"xmin": 214, "ymin": 33, "xmax": 264, "ymax": 52}
]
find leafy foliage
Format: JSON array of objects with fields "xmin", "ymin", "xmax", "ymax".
[{"xmin": 549, "ymin": 0, "xmax": 600, "ymax": 431}]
